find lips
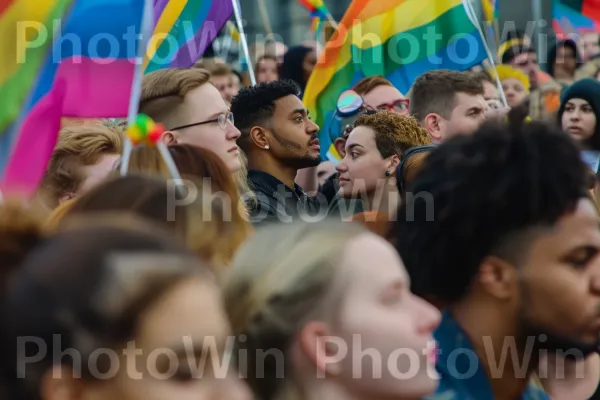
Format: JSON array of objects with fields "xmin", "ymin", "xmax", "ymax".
[
  {"xmin": 338, "ymin": 176, "xmax": 350, "ymax": 184},
  {"xmin": 228, "ymin": 145, "xmax": 239, "ymax": 153}
]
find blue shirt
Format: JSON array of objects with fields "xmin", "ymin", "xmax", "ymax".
[{"xmin": 426, "ymin": 311, "xmax": 550, "ymax": 400}]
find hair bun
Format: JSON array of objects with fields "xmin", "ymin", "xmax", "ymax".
[{"xmin": 0, "ymin": 201, "xmax": 44, "ymax": 288}]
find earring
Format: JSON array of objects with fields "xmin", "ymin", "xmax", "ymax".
[
  {"xmin": 265, "ymin": 145, "xmax": 270, "ymax": 150},
  {"xmin": 385, "ymin": 171, "xmax": 391, "ymax": 177}
]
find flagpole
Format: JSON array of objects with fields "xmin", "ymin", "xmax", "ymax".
[
  {"xmin": 232, "ymin": 0, "xmax": 256, "ymax": 85},
  {"xmin": 120, "ymin": 0, "xmax": 153, "ymax": 176},
  {"xmin": 532, "ymin": 0, "xmax": 543, "ymax": 59},
  {"xmin": 463, "ymin": 0, "xmax": 508, "ymax": 107}
]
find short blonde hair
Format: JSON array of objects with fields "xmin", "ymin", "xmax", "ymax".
[
  {"xmin": 139, "ymin": 68, "xmax": 211, "ymax": 129},
  {"xmin": 224, "ymin": 221, "xmax": 366, "ymax": 400},
  {"xmin": 493, "ymin": 65, "xmax": 531, "ymax": 93},
  {"xmin": 41, "ymin": 125, "xmax": 123, "ymax": 208}
]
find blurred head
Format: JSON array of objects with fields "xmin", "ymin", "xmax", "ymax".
[
  {"xmin": 224, "ymin": 222, "xmax": 440, "ymax": 400},
  {"xmin": 548, "ymin": 40, "xmax": 581, "ymax": 79},
  {"xmin": 396, "ymin": 145, "xmax": 435, "ymax": 197},
  {"xmin": 126, "ymin": 144, "xmax": 252, "ymax": 267},
  {"xmin": 281, "ymin": 46, "xmax": 315, "ymax": 92},
  {"xmin": 582, "ymin": 32, "xmax": 600, "ymax": 62},
  {"xmin": 140, "ymin": 68, "xmax": 241, "ymax": 172},
  {"xmin": 559, "ymin": 79, "xmax": 600, "ymax": 150},
  {"xmin": 231, "ymin": 80, "xmax": 321, "ymax": 170},
  {"xmin": 41, "ymin": 124, "xmax": 123, "ymax": 208},
  {"xmin": 475, "ymin": 72, "xmax": 501, "ymax": 111},
  {"xmin": 336, "ymin": 112, "xmax": 430, "ymax": 198},
  {"xmin": 255, "ymin": 55, "xmax": 279, "ymax": 84},
  {"xmin": 0, "ymin": 207, "xmax": 250, "ymax": 400},
  {"xmin": 353, "ymin": 76, "xmax": 409, "ymax": 115},
  {"xmin": 207, "ymin": 63, "xmax": 236, "ymax": 104},
  {"xmin": 410, "ymin": 70, "xmax": 486, "ymax": 142},
  {"xmin": 397, "ymin": 121, "xmax": 600, "ymax": 358},
  {"xmin": 264, "ymin": 40, "xmax": 287, "ymax": 65},
  {"xmin": 503, "ymin": 46, "xmax": 540, "ymax": 90},
  {"xmin": 316, "ymin": 161, "xmax": 336, "ymax": 185},
  {"xmin": 230, "ymin": 71, "xmax": 242, "ymax": 98},
  {"xmin": 495, "ymin": 64, "xmax": 530, "ymax": 108}
]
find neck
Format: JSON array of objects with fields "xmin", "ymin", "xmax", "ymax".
[
  {"xmin": 450, "ymin": 299, "xmax": 538, "ymax": 400},
  {"xmin": 554, "ymin": 68, "xmax": 573, "ymax": 81},
  {"xmin": 364, "ymin": 178, "xmax": 400, "ymax": 218},
  {"xmin": 248, "ymin": 153, "xmax": 298, "ymax": 189}
]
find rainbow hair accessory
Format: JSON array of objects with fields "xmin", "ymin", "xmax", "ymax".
[{"xmin": 125, "ymin": 114, "xmax": 182, "ymax": 181}]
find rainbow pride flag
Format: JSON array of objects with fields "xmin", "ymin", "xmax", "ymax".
[
  {"xmin": 304, "ymin": 0, "xmax": 488, "ymax": 161},
  {"xmin": 145, "ymin": 0, "xmax": 233, "ymax": 73},
  {"xmin": 560, "ymin": 0, "xmax": 600, "ymax": 22},
  {"xmin": 1, "ymin": 0, "xmax": 151, "ymax": 196},
  {"xmin": 481, "ymin": 0, "xmax": 498, "ymax": 23},
  {"xmin": 553, "ymin": 0, "xmax": 600, "ymax": 36}
]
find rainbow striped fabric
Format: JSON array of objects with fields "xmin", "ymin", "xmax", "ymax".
[
  {"xmin": 145, "ymin": 0, "xmax": 233, "ymax": 73},
  {"xmin": 303, "ymin": 0, "xmax": 488, "ymax": 161},
  {"xmin": 298, "ymin": 0, "xmax": 329, "ymax": 18},
  {"xmin": 1, "ymin": 0, "xmax": 150, "ymax": 196},
  {"xmin": 481, "ymin": 0, "xmax": 498, "ymax": 23},
  {"xmin": 553, "ymin": 0, "xmax": 600, "ymax": 36}
]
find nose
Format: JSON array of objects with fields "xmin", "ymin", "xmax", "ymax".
[
  {"xmin": 590, "ymin": 258, "xmax": 600, "ymax": 296},
  {"xmin": 227, "ymin": 120, "xmax": 241, "ymax": 140},
  {"xmin": 335, "ymin": 160, "xmax": 348, "ymax": 173},
  {"xmin": 307, "ymin": 117, "xmax": 320, "ymax": 135},
  {"xmin": 413, "ymin": 294, "xmax": 441, "ymax": 335}
]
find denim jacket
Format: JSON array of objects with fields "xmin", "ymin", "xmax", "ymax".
[{"xmin": 426, "ymin": 311, "xmax": 550, "ymax": 400}]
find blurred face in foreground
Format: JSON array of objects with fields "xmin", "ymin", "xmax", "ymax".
[
  {"xmin": 82, "ymin": 278, "xmax": 251, "ymax": 400},
  {"xmin": 515, "ymin": 199, "xmax": 600, "ymax": 357},
  {"xmin": 300, "ymin": 233, "xmax": 440, "ymax": 398}
]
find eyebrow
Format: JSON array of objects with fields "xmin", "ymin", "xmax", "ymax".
[
  {"xmin": 289, "ymin": 108, "xmax": 307, "ymax": 117},
  {"xmin": 346, "ymin": 143, "xmax": 364, "ymax": 151}
]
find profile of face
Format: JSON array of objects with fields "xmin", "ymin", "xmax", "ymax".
[
  {"xmin": 317, "ymin": 161, "xmax": 336, "ymax": 185},
  {"xmin": 583, "ymin": 33, "xmax": 600, "ymax": 62},
  {"xmin": 561, "ymin": 98, "xmax": 597, "ymax": 143},
  {"xmin": 255, "ymin": 94, "xmax": 321, "ymax": 169},
  {"xmin": 430, "ymin": 92, "xmax": 486, "ymax": 141},
  {"xmin": 256, "ymin": 58, "xmax": 279, "ymax": 83},
  {"xmin": 82, "ymin": 278, "xmax": 251, "ymax": 400},
  {"xmin": 211, "ymin": 75, "xmax": 235, "ymax": 104},
  {"xmin": 502, "ymin": 78, "xmax": 528, "ymax": 108},
  {"xmin": 362, "ymin": 85, "xmax": 409, "ymax": 115},
  {"xmin": 336, "ymin": 126, "xmax": 398, "ymax": 198},
  {"xmin": 230, "ymin": 74, "xmax": 241, "ymax": 98},
  {"xmin": 300, "ymin": 234, "xmax": 440, "ymax": 399},
  {"xmin": 78, "ymin": 153, "xmax": 120, "ymax": 195},
  {"xmin": 511, "ymin": 52, "xmax": 539, "ymax": 89},
  {"xmin": 165, "ymin": 83, "xmax": 242, "ymax": 172},
  {"xmin": 554, "ymin": 45, "xmax": 577, "ymax": 77},
  {"xmin": 482, "ymin": 80, "xmax": 500, "ymax": 108},
  {"xmin": 516, "ymin": 199, "xmax": 600, "ymax": 357},
  {"xmin": 302, "ymin": 51, "xmax": 318, "ymax": 82}
]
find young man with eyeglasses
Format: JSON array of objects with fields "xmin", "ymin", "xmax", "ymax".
[
  {"xmin": 139, "ymin": 68, "xmax": 242, "ymax": 172},
  {"xmin": 230, "ymin": 80, "xmax": 322, "ymax": 223},
  {"xmin": 353, "ymin": 75, "xmax": 410, "ymax": 115}
]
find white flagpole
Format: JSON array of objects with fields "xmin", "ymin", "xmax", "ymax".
[
  {"xmin": 462, "ymin": 0, "xmax": 508, "ymax": 108},
  {"xmin": 120, "ymin": 0, "xmax": 154, "ymax": 176},
  {"xmin": 232, "ymin": 0, "xmax": 256, "ymax": 85}
]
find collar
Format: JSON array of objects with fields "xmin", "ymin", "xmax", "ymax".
[
  {"xmin": 429, "ymin": 311, "xmax": 549, "ymax": 400},
  {"xmin": 247, "ymin": 170, "xmax": 308, "ymax": 200}
]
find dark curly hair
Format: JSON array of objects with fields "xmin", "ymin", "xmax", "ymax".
[
  {"xmin": 396, "ymin": 121, "xmax": 589, "ymax": 304},
  {"xmin": 230, "ymin": 80, "xmax": 301, "ymax": 154}
]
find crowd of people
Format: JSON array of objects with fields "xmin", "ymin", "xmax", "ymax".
[{"xmin": 2, "ymin": 28, "xmax": 600, "ymax": 400}]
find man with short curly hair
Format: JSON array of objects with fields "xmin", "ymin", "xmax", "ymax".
[{"xmin": 230, "ymin": 80, "xmax": 321, "ymax": 223}]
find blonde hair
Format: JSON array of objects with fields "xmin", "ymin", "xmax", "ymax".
[
  {"xmin": 139, "ymin": 68, "xmax": 211, "ymax": 129},
  {"xmin": 492, "ymin": 65, "xmax": 531, "ymax": 93},
  {"xmin": 41, "ymin": 124, "xmax": 123, "ymax": 208},
  {"xmin": 44, "ymin": 199, "xmax": 76, "ymax": 232},
  {"xmin": 224, "ymin": 221, "xmax": 366, "ymax": 400}
]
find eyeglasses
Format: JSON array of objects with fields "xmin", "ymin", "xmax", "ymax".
[
  {"xmin": 367, "ymin": 99, "xmax": 410, "ymax": 113},
  {"xmin": 169, "ymin": 112, "xmax": 234, "ymax": 131}
]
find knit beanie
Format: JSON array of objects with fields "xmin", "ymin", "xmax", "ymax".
[{"xmin": 557, "ymin": 78, "xmax": 600, "ymax": 151}]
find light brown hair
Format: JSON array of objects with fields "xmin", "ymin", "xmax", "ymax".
[
  {"xmin": 409, "ymin": 70, "xmax": 484, "ymax": 122},
  {"xmin": 41, "ymin": 124, "xmax": 123, "ymax": 208},
  {"xmin": 353, "ymin": 111, "xmax": 431, "ymax": 158},
  {"xmin": 352, "ymin": 75, "xmax": 394, "ymax": 97},
  {"xmin": 139, "ymin": 68, "xmax": 211, "ymax": 130}
]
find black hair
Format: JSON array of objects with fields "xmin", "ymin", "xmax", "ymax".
[
  {"xmin": 547, "ymin": 39, "xmax": 582, "ymax": 77},
  {"xmin": 230, "ymin": 79, "xmax": 301, "ymax": 153},
  {"xmin": 280, "ymin": 45, "xmax": 312, "ymax": 94},
  {"xmin": 396, "ymin": 121, "xmax": 589, "ymax": 304},
  {"xmin": 502, "ymin": 45, "xmax": 536, "ymax": 64}
]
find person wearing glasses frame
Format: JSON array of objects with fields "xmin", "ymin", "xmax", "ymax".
[{"xmin": 139, "ymin": 68, "xmax": 243, "ymax": 173}]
